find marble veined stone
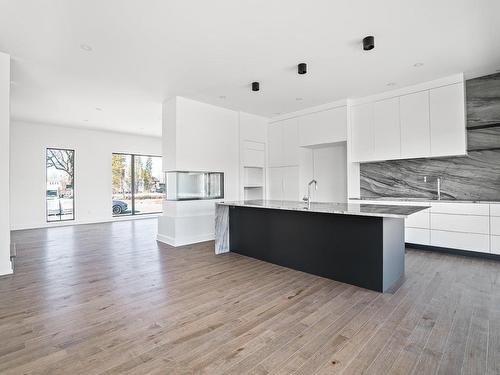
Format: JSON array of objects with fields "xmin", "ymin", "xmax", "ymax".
[
  {"xmin": 215, "ymin": 204, "xmax": 229, "ymax": 254},
  {"xmin": 360, "ymin": 150, "xmax": 500, "ymax": 201}
]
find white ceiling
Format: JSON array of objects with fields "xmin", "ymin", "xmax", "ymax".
[{"xmin": 1, "ymin": 0, "xmax": 499, "ymax": 137}]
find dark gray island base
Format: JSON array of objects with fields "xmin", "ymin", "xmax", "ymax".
[{"xmin": 215, "ymin": 200, "xmax": 428, "ymax": 293}]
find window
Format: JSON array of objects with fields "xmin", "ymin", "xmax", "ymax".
[
  {"xmin": 111, "ymin": 153, "xmax": 164, "ymax": 216},
  {"xmin": 46, "ymin": 148, "xmax": 75, "ymax": 222}
]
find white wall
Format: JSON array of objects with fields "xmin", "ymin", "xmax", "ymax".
[
  {"xmin": 158, "ymin": 96, "xmax": 244, "ymax": 246},
  {"xmin": 0, "ymin": 52, "xmax": 11, "ymax": 275},
  {"xmin": 299, "ymin": 143, "xmax": 347, "ymax": 202},
  {"xmin": 10, "ymin": 121, "xmax": 161, "ymax": 230}
]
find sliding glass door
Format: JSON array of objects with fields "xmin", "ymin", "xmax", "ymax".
[{"xmin": 112, "ymin": 153, "xmax": 164, "ymax": 216}]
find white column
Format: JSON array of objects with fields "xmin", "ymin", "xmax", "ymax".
[
  {"xmin": 157, "ymin": 96, "xmax": 240, "ymax": 247},
  {"xmin": 0, "ymin": 51, "xmax": 11, "ymax": 275}
]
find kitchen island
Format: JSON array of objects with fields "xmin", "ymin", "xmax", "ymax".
[{"xmin": 215, "ymin": 200, "xmax": 428, "ymax": 292}]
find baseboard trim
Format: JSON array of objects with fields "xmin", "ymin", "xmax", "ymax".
[
  {"xmin": 0, "ymin": 262, "xmax": 13, "ymax": 277},
  {"xmin": 406, "ymin": 243, "xmax": 500, "ymax": 261},
  {"xmin": 157, "ymin": 233, "xmax": 214, "ymax": 247},
  {"xmin": 11, "ymin": 214, "xmax": 160, "ymax": 231}
]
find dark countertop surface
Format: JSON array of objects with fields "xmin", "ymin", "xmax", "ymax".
[{"xmin": 217, "ymin": 200, "xmax": 428, "ymax": 219}]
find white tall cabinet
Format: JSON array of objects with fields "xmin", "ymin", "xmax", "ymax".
[
  {"xmin": 267, "ymin": 103, "xmax": 347, "ymax": 201},
  {"xmin": 268, "ymin": 166, "xmax": 299, "ymax": 201},
  {"xmin": 267, "ymin": 117, "xmax": 300, "ymax": 200},
  {"xmin": 268, "ymin": 118, "xmax": 299, "ymax": 167},
  {"xmin": 239, "ymin": 112, "xmax": 268, "ymax": 200}
]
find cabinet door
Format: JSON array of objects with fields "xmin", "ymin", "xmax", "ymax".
[
  {"xmin": 268, "ymin": 167, "xmax": 283, "ymax": 200},
  {"xmin": 283, "ymin": 166, "xmax": 299, "ymax": 201},
  {"xmin": 268, "ymin": 123, "xmax": 283, "ymax": 167},
  {"xmin": 373, "ymin": 97, "xmax": 401, "ymax": 160},
  {"xmin": 350, "ymin": 103, "xmax": 374, "ymax": 162},
  {"xmin": 400, "ymin": 91, "xmax": 430, "ymax": 159},
  {"xmin": 282, "ymin": 118, "xmax": 299, "ymax": 166},
  {"xmin": 405, "ymin": 228, "xmax": 430, "ymax": 245},
  {"xmin": 430, "ymin": 83, "xmax": 466, "ymax": 157},
  {"xmin": 298, "ymin": 107, "xmax": 347, "ymax": 147}
]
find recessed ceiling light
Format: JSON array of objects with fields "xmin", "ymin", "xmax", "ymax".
[
  {"xmin": 83, "ymin": 119, "xmax": 89, "ymax": 122},
  {"xmin": 274, "ymin": 112, "xmax": 281, "ymax": 115},
  {"xmin": 413, "ymin": 62, "xmax": 424, "ymax": 67},
  {"xmin": 219, "ymin": 95, "xmax": 226, "ymax": 99},
  {"xmin": 296, "ymin": 97, "xmax": 303, "ymax": 101},
  {"xmin": 95, "ymin": 107, "xmax": 102, "ymax": 111},
  {"xmin": 387, "ymin": 82, "xmax": 396, "ymax": 86},
  {"xmin": 80, "ymin": 44, "xmax": 93, "ymax": 52}
]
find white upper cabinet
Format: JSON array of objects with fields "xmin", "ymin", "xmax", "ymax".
[
  {"xmin": 268, "ymin": 123, "xmax": 283, "ymax": 167},
  {"xmin": 298, "ymin": 107, "xmax": 347, "ymax": 147},
  {"xmin": 350, "ymin": 102, "xmax": 374, "ymax": 162},
  {"xmin": 268, "ymin": 167, "xmax": 284, "ymax": 200},
  {"xmin": 268, "ymin": 118, "xmax": 299, "ymax": 167},
  {"xmin": 400, "ymin": 90, "xmax": 430, "ymax": 159},
  {"xmin": 373, "ymin": 97, "xmax": 401, "ymax": 160},
  {"xmin": 429, "ymin": 83, "xmax": 466, "ymax": 157},
  {"xmin": 283, "ymin": 166, "xmax": 299, "ymax": 201},
  {"xmin": 282, "ymin": 118, "xmax": 299, "ymax": 166},
  {"xmin": 349, "ymin": 76, "xmax": 466, "ymax": 163}
]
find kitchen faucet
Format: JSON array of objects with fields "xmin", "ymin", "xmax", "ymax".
[
  {"xmin": 423, "ymin": 175, "xmax": 442, "ymax": 200},
  {"xmin": 303, "ymin": 179, "xmax": 318, "ymax": 209}
]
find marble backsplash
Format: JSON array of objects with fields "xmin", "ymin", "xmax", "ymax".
[
  {"xmin": 360, "ymin": 150, "xmax": 500, "ymax": 201},
  {"xmin": 360, "ymin": 72, "xmax": 500, "ymax": 201}
]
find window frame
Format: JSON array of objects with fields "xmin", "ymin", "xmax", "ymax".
[
  {"xmin": 112, "ymin": 152, "xmax": 163, "ymax": 217},
  {"xmin": 45, "ymin": 147, "xmax": 75, "ymax": 223}
]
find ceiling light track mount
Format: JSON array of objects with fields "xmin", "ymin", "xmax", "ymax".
[
  {"xmin": 363, "ymin": 36, "xmax": 374, "ymax": 51},
  {"xmin": 298, "ymin": 63, "xmax": 307, "ymax": 75}
]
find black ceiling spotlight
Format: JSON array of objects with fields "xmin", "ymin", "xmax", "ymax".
[
  {"xmin": 363, "ymin": 35, "xmax": 375, "ymax": 51},
  {"xmin": 298, "ymin": 63, "xmax": 307, "ymax": 75},
  {"xmin": 252, "ymin": 81, "xmax": 260, "ymax": 91}
]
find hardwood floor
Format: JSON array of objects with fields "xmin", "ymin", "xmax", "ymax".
[{"xmin": 1, "ymin": 218, "xmax": 499, "ymax": 374}]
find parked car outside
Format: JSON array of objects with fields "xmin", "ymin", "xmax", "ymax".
[{"xmin": 112, "ymin": 200, "xmax": 128, "ymax": 215}]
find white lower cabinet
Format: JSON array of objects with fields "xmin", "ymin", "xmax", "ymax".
[
  {"xmin": 430, "ymin": 202, "xmax": 489, "ymax": 216},
  {"xmin": 348, "ymin": 200, "xmax": 499, "ymax": 255},
  {"xmin": 430, "ymin": 230, "xmax": 490, "ymax": 253},
  {"xmin": 430, "ymin": 213, "xmax": 489, "ymax": 235},
  {"xmin": 490, "ymin": 204, "xmax": 500, "ymax": 217},
  {"xmin": 405, "ymin": 209, "xmax": 430, "ymax": 229},
  {"xmin": 267, "ymin": 166, "xmax": 299, "ymax": 201},
  {"xmin": 283, "ymin": 166, "xmax": 299, "ymax": 201},
  {"xmin": 490, "ymin": 216, "xmax": 500, "ymax": 236},
  {"xmin": 405, "ymin": 228, "xmax": 430, "ymax": 245},
  {"xmin": 491, "ymin": 236, "xmax": 500, "ymax": 255},
  {"xmin": 268, "ymin": 167, "xmax": 284, "ymax": 200}
]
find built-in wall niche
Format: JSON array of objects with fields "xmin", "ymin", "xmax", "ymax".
[
  {"xmin": 243, "ymin": 166, "xmax": 264, "ymax": 200},
  {"xmin": 243, "ymin": 167, "xmax": 264, "ymax": 187},
  {"xmin": 299, "ymin": 142, "xmax": 347, "ymax": 202}
]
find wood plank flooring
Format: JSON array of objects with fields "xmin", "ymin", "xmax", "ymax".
[{"xmin": 1, "ymin": 218, "xmax": 499, "ymax": 374}]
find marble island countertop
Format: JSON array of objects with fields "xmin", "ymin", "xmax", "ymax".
[{"xmin": 216, "ymin": 200, "xmax": 428, "ymax": 219}]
